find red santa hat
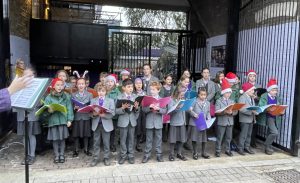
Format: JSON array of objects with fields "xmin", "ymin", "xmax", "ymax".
[
  {"xmin": 51, "ymin": 78, "xmax": 63, "ymax": 88},
  {"xmin": 267, "ymin": 78, "xmax": 278, "ymax": 92},
  {"xmin": 226, "ymin": 72, "xmax": 237, "ymax": 83},
  {"xmin": 247, "ymin": 69, "xmax": 257, "ymax": 77},
  {"xmin": 221, "ymin": 78, "xmax": 232, "ymax": 95},
  {"xmin": 242, "ymin": 82, "xmax": 255, "ymax": 94},
  {"xmin": 105, "ymin": 74, "xmax": 117, "ymax": 84},
  {"xmin": 120, "ymin": 68, "xmax": 130, "ymax": 76}
]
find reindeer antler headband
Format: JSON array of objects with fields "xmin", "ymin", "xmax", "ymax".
[{"xmin": 73, "ymin": 70, "xmax": 89, "ymax": 79}]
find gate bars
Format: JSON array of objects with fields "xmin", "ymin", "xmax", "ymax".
[
  {"xmin": 110, "ymin": 32, "xmax": 151, "ymax": 77},
  {"xmin": 236, "ymin": 0, "xmax": 300, "ymax": 153}
]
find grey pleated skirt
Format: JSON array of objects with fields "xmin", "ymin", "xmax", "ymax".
[
  {"xmin": 17, "ymin": 121, "xmax": 41, "ymax": 136},
  {"xmin": 169, "ymin": 125, "xmax": 186, "ymax": 143},
  {"xmin": 72, "ymin": 119, "xmax": 91, "ymax": 138},
  {"xmin": 47, "ymin": 125, "xmax": 69, "ymax": 141},
  {"xmin": 188, "ymin": 126, "xmax": 207, "ymax": 142}
]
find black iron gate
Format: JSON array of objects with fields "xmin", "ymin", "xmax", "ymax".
[
  {"xmin": 178, "ymin": 33, "xmax": 207, "ymax": 80},
  {"xmin": 110, "ymin": 32, "xmax": 151, "ymax": 77},
  {"xmin": 236, "ymin": 0, "xmax": 300, "ymax": 153}
]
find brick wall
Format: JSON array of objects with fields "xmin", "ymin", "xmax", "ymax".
[{"xmin": 9, "ymin": 0, "xmax": 31, "ymax": 39}]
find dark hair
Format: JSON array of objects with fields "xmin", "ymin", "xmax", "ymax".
[
  {"xmin": 183, "ymin": 67, "xmax": 190, "ymax": 72},
  {"xmin": 143, "ymin": 64, "xmax": 152, "ymax": 69},
  {"xmin": 122, "ymin": 78, "xmax": 134, "ymax": 87},
  {"xmin": 198, "ymin": 87, "xmax": 207, "ymax": 94},
  {"xmin": 99, "ymin": 72, "xmax": 108, "ymax": 78},
  {"xmin": 214, "ymin": 71, "xmax": 224, "ymax": 83},
  {"xmin": 163, "ymin": 74, "xmax": 173, "ymax": 84},
  {"xmin": 84, "ymin": 74, "xmax": 90, "ymax": 80},
  {"xmin": 201, "ymin": 68, "xmax": 210, "ymax": 73},
  {"xmin": 164, "ymin": 74, "xmax": 172, "ymax": 80},
  {"xmin": 76, "ymin": 77, "xmax": 86, "ymax": 84}
]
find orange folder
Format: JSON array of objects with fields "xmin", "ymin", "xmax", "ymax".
[
  {"xmin": 267, "ymin": 105, "xmax": 288, "ymax": 116},
  {"xmin": 215, "ymin": 103, "xmax": 246, "ymax": 114}
]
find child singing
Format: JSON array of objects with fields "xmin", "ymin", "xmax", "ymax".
[
  {"xmin": 189, "ymin": 87, "xmax": 211, "ymax": 160},
  {"xmin": 167, "ymin": 87, "xmax": 187, "ymax": 161},
  {"xmin": 72, "ymin": 77, "xmax": 93, "ymax": 157},
  {"xmin": 43, "ymin": 78, "xmax": 74, "ymax": 163},
  {"xmin": 142, "ymin": 81, "xmax": 167, "ymax": 163}
]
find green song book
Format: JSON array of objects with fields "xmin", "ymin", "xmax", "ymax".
[{"xmin": 35, "ymin": 103, "xmax": 67, "ymax": 116}]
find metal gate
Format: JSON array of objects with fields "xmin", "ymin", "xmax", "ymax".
[
  {"xmin": 236, "ymin": 0, "xmax": 300, "ymax": 152},
  {"xmin": 178, "ymin": 33, "xmax": 207, "ymax": 80},
  {"xmin": 110, "ymin": 32, "xmax": 151, "ymax": 77}
]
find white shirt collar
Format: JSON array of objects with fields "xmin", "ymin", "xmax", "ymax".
[{"xmin": 268, "ymin": 93, "xmax": 275, "ymax": 100}]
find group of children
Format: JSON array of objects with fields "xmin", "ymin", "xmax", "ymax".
[{"xmin": 15, "ymin": 64, "xmax": 284, "ymax": 167}]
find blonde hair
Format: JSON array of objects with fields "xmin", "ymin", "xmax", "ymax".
[
  {"xmin": 149, "ymin": 81, "xmax": 162, "ymax": 90},
  {"xmin": 96, "ymin": 84, "xmax": 107, "ymax": 92},
  {"xmin": 55, "ymin": 70, "xmax": 70, "ymax": 82}
]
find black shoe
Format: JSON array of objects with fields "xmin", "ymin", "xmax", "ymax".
[
  {"xmin": 73, "ymin": 151, "xmax": 79, "ymax": 157},
  {"xmin": 183, "ymin": 143, "xmax": 192, "ymax": 151},
  {"xmin": 90, "ymin": 159, "xmax": 99, "ymax": 167},
  {"xmin": 59, "ymin": 155, "xmax": 65, "ymax": 163},
  {"xmin": 169, "ymin": 155, "xmax": 175, "ymax": 161},
  {"xmin": 128, "ymin": 157, "xmax": 135, "ymax": 164},
  {"xmin": 142, "ymin": 156, "xmax": 150, "ymax": 163},
  {"xmin": 215, "ymin": 152, "xmax": 220, "ymax": 157},
  {"xmin": 237, "ymin": 150, "xmax": 245, "ymax": 156},
  {"xmin": 251, "ymin": 143, "xmax": 257, "ymax": 148},
  {"xmin": 201, "ymin": 153, "xmax": 210, "ymax": 159},
  {"xmin": 84, "ymin": 150, "xmax": 92, "ymax": 156},
  {"xmin": 21, "ymin": 156, "xmax": 35, "ymax": 165},
  {"xmin": 157, "ymin": 156, "xmax": 164, "ymax": 162},
  {"xmin": 118, "ymin": 157, "xmax": 126, "ymax": 164},
  {"xmin": 177, "ymin": 154, "xmax": 187, "ymax": 161},
  {"xmin": 28, "ymin": 156, "xmax": 36, "ymax": 165},
  {"xmin": 225, "ymin": 151, "xmax": 233, "ymax": 157},
  {"xmin": 136, "ymin": 145, "xmax": 143, "ymax": 152},
  {"xmin": 110, "ymin": 145, "xmax": 116, "ymax": 152},
  {"xmin": 54, "ymin": 156, "xmax": 59, "ymax": 164},
  {"xmin": 193, "ymin": 153, "xmax": 198, "ymax": 160},
  {"xmin": 104, "ymin": 158, "xmax": 110, "ymax": 166},
  {"xmin": 244, "ymin": 148, "xmax": 255, "ymax": 154}
]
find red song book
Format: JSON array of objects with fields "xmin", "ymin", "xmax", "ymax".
[
  {"xmin": 77, "ymin": 105, "xmax": 112, "ymax": 114},
  {"xmin": 141, "ymin": 96, "xmax": 171, "ymax": 108}
]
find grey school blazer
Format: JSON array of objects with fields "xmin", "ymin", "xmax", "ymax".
[
  {"xmin": 115, "ymin": 93, "xmax": 140, "ymax": 128},
  {"xmin": 142, "ymin": 97, "xmax": 167, "ymax": 129},
  {"xmin": 195, "ymin": 79, "xmax": 216, "ymax": 102},
  {"xmin": 91, "ymin": 97, "xmax": 115, "ymax": 132},
  {"xmin": 238, "ymin": 93, "xmax": 256, "ymax": 123},
  {"xmin": 142, "ymin": 75, "xmax": 159, "ymax": 95},
  {"xmin": 72, "ymin": 90, "xmax": 93, "ymax": 121},
  {"xmin": 215, "ymin": 97, "xmax": 237, "ymax": 126},
  {"xmin": 167, "ymin": 99, "xmax": 186, "ymax": 126},
  {"xmin": 189, "ymin": 100, "xmax": 211, "ymax": 126}
]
